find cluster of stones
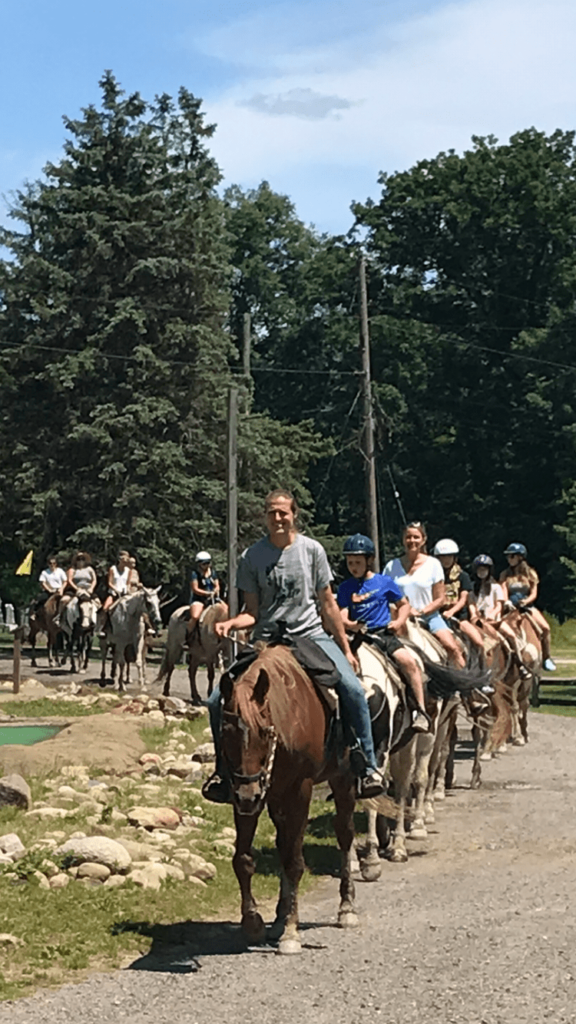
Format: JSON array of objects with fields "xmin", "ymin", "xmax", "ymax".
[{"xmin": 0, "ymin": 721, "xmax": 234, "ymax": 893}]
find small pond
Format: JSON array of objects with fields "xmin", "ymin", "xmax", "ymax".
[{"xmin": 0, "ymin": 724, "xmax": 62, "ymax": 747}]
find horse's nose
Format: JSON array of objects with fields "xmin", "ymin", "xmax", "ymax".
[{"xmin": 236, "ymin": 783, "xmax": 263, "ymax": 815}]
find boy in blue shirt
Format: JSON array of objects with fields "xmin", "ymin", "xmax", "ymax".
[{"xmin": 337, "ymin": 534, "xmax": 429, "ymax": 733}]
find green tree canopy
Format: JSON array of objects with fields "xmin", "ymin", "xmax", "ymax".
[{"xmin": 0, "ymin": 75, "xmax": 328, "ymax": 597}]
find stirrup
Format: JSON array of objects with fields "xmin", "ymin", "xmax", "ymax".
[{"xmin": 201, "ymin": 772, "xmax": 232, "ymax": 805}]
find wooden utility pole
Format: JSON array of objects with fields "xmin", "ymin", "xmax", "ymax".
[
  {"xmin": 227, "ymin": 386, "xmax": 239, "ymax": 621},
  {"xmin": 242, "ymin": 312, "xmax": 251, "ymax": 378},
  {"xmin": 358, "ymin": 256, "xmax": 380, "ymax": 571}
]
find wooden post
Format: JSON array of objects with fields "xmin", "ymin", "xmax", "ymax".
[
  {"xmin": 227, "ymin": 386, "xmax": 239, "ymax": 621},
  {"xmin": 242, "ymin": 312, "xmax": 251, "ymax": 378},
  {"xmin": 12, "ymin": 626, "xmax": 24, "ymax": 694},
  {"xmin": 358, "ymin": 255, "xmax": 380, "ymax": 571}
]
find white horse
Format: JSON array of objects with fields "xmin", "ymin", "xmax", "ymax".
[
  {"xmin": 99, "ymin": 587, "xmax": 162, "ymax": 691},
  {"xmin": 60, "ymin": 592, "xmax": 100, "ymax": 674}
]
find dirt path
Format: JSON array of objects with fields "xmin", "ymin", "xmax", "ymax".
[{"xmin": 1, "ymin": 711, "xmax": 575, "ymax": 1023}]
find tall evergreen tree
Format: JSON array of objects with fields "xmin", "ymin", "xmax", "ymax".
[{"xmin": 0, "ymin": 76, "xmax": 327, "ymax": 594}]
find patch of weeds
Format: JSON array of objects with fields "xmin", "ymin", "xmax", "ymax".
[{"xmin": 0, "ymin": 698, "xmax": 102, "ymax": 718}]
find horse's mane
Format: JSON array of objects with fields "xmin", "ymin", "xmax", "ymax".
[{"xmin": 232, "ymin": 645, "xmax": 319, "ymax": 751}]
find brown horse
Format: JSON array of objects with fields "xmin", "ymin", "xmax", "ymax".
[
  {"xmin": 29, "ymin": 595, "xmax": 63, "ymax": 668},
  {"xmin": 219, "ymin": 644, "xmax": 358, "ymax": 955}
]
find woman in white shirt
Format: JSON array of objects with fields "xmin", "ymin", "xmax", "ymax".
[{"xmin": 384, "ymin": 521, "xmax": 466, "ymax": 668}]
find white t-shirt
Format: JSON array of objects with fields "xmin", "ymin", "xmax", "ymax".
[
  {"xmin": 470, "ymin": 582, "xmax": 504, "ymax": 618},
  {"xmin": 39, "ymin": 567, "xmax": 67, "ymax": 591},
  {"xmin": 110, "ymin": 565, "xmax": 130, "ymax": 595},
  {"xmin": 383, "ymin": 556, "xmax": 444, "ymax": 611}
]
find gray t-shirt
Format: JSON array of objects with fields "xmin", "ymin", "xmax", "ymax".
[{"xmin": 236, "ymin": 533, "xmax": 333, "ymax": 641}]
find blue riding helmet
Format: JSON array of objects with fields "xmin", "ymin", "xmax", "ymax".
[
  {"xmin": 504, "ymin": 543, "xmax": 527, "ymax": 558},
  {"xmin": 343, "ymin": 533, "xmax": 376, "ymax": 557},
  {"xmin": 472, "ymin": 554, "xmax": 493, "ymax": 571}
]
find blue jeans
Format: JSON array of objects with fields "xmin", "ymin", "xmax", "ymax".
[{"xmin": 206, "ymin": 632, "xmax": 377, "ymax": 773}]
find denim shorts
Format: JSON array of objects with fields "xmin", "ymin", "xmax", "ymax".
[{"xmin": 420, "ymin": 611, "xmax": 449, "ymax": 634}]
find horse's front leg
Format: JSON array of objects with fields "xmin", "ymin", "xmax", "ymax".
[
  {"xmin": 360, "ymin": 803, "xmax": 382, "ymax": 882},
  {"xmin": 331, "ymin": 773, "xmax": 359, "ymax": 927},
  {"xmin": 268, "ymin": 779, "xmax": 312, "ymax": 954},
  {"xmin": 232, "ymin": 809, "xmax": 266, "ymax": 944}
]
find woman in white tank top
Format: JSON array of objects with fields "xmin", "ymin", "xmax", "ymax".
[{"xmin": 102, "ymin": 551, "xmax": 133, "ymax": 614}]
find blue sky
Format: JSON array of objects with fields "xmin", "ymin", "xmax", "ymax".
[{"xmin": 2, "ymin": 0, "xmax": 576, "ymax": 233}]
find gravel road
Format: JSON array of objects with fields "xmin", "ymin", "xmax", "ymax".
[{"xmin": 2, "ymin": 710, "xmax": 576, "ymax": 1023}]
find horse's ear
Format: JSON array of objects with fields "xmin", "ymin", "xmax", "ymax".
[
  {"xmin": 220, "ymin": 671, "xmax": 233, "ymax": 704},
  {"xmin": 154, "ymin": 586, "xmax": 161, "ymax": 594},
  {"xmin": 252, "ymin": 669, "xmax": 269, "ymax": 707}
]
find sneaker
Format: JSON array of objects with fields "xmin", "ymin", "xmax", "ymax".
[
  {"xmin": 412, "ymin": 711, "xmax": 430, "ymax": 733},
  {"xmin": 543, "ymin": 658, "xmax": 556, "ymax": 672},
  {"xmin": 481, "ymin": 684, "xmax": 495, "ymax": 695},
  {"xmin": 359, "ymin": 768, "xmax": 385, "ymax": 799},
  {"xmin": 201, "ymin": 773, "xmax": 232, "ymax": 804},
  {"xmin": 98, "ymin": 629, "xmax": 107, "ymax": 639},
  {"xmin": 519, "ymin": 665, "xmax": 531, "ymax": 680}
]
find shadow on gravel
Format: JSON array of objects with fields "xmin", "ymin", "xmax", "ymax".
[
  {"xmin": 114, "ymin": 919, "xmax": 247, "ymax": 973},
  {"xmin": 115, "ymin": 916, "xmax": 334, "ymax": 973}
]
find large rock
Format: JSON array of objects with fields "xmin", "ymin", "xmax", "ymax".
[
  {"xmin": 25, "ymin": 807, "xmax": 70, "ymax": 820},
  {"xmin": 0, "ymin": 833, "xmax": 26, "ymax": 861},
  {"xmin": 191, "ymin": 742, "xmax": 215, "ymax": 763},
  {"xmin": 172, "ymin": 850, "xmax": 217, "ymax": 880},
  {"xmin": 114, "ymin": 838, "xmax": 165, "ymax": 862},
  {"xmin": 146, "ymin": 710, "xmax": 165, "ymax": 725},
  {"xmin": 139, "ymin": 753, "xmax": 163, "ymax": 767},
  {"xmin": 129, "ymin": 863, "xmax": 167, "ymax": 891},
  {"xmin": 56, "ymin": 836, "xmax": 132, "ymax": 873},
  {"xmin": 0, "ymin": 774, "xmax": 31, "ymax": 810},
  {"xmin": 167, "ymin": 760, "xmax": 197, "ymax": 780},
  {"xmin": 49, "ymin": 873, "xmax": 70, "ymax": 890},
  {"xmin": 77, "ymin": 862, "xmax": 111, "ymax": 881},
  {"xmin": 127, "ymin": 806, "xmax": 181, "ymax": 831},
  {"xmin": 161, "ymin": 696, "xmax": 188, "ymax": 715}
]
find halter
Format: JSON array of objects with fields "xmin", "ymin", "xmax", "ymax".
[{"xmin": 222, "ymin": 709, "xmax": 278, "ymax": 802}]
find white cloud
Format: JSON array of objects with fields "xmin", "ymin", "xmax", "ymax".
[
  {"xmin": 199, "ymin": 0, "xmax": 576, "ymax": 229},
  {"xmin": 239, "ymin": 88, "xmax": 356, "ymax": 120}
]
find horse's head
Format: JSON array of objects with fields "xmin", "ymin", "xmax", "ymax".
[
  {"xmin": 142, "ymin": 586, "xmax": 162, "ymax": 634},
  {"xmin": 220, "ymin": 666, "xmax": 277, "ymax": 817}
]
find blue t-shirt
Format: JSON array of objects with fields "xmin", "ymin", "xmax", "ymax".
[{"xmin": 337, "ymin": 572, "xmax": 404, "ymax": 630}]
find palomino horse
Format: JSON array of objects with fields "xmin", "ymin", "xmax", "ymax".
[
  {"xmin": 29, "ymin": 595, "xmax": 63, "ymax": 668},
  {"xmin": 155, "ymin": 603, "xmax": 228, "ymax": 703},
  {"xmin": 100, "ymin": 588, "xmax": 162, "ymax": 691},
  {"xmin": 220, "ymin": 644, "xmax": 358, "ymax": 955},
  {"xmin": 60, "ymin": 592, "xmax": 100, "ymax": 674}
]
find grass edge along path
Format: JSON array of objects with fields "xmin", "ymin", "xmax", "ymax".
[{"xmin": 0, "ymin": 717, "xmax": 344, "ymax": 1001}]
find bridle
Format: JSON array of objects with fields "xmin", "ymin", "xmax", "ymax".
[{"xmin": 222, "ymin": 709, "xmax": 278, "ymax": 806}]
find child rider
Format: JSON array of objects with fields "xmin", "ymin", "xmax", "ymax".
[{"xmin": 337, "ymin": 534, "xmax": 430, "ymax": 733}]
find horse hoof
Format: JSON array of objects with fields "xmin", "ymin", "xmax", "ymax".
[
  {"xmin": 480, "ymin": 752, "xmax": 492, "ymax": 761},
  {"xmin": 408, "ymin": 826, "xmax": 428, "ymax": 840},
  {"xmin": 434, "ymin": 789, "xmax": 446, "ymax": 801},
  {"xmin": 277, "ymin": 938, "xmax": 302, "ymax": 955},
  {"xmin": 360, "ymin": 863, "xmax": 382, "ymax": 883},
  {"xmin": 497, "ymin": 744, "xmax": 508, "ymax": 754},
  {"xmin": 338, "ymin": 911, "xmax": 359, "ymax": 929},
  {"xmin": 387, "ymin": 848, "xmax": 408, "ymax": 863},
  {"xmin": 512, "ymin": 737, "xmax": 525, "ymax": 747},
  {"xmin": 241, "ymin": 912, "xmax": 266, "ymax": 944}
]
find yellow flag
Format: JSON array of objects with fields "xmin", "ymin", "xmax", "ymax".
[{"xmin": 15, "ymin": 550, "xmax": 33, "ymax": 576}]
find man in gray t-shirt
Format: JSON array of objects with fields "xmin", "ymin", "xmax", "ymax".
[{"xmin": 203, "ymin": 489, "xmax": 384, "ymax": 804}]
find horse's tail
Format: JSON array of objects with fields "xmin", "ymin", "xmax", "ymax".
[
  {"xmin": 422, "ymin": 658, "xmax": 490, "ymax": 700},
  {"xmin": 153, "ymin": 607, "xmax": 187, "ymax": 683}
]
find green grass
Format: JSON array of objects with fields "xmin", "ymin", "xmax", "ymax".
[{"xmin": 0, "ymin": 698, "xmax": 105, "ymax": 719}]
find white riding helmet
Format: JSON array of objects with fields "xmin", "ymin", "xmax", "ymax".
[
  {"xmin": 433, "ymin": 538, "xmax": 459, "ymax": 556},
  {"xmin": 195, "ymin": 550, "xmax": 211, "ymax": 562}
]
